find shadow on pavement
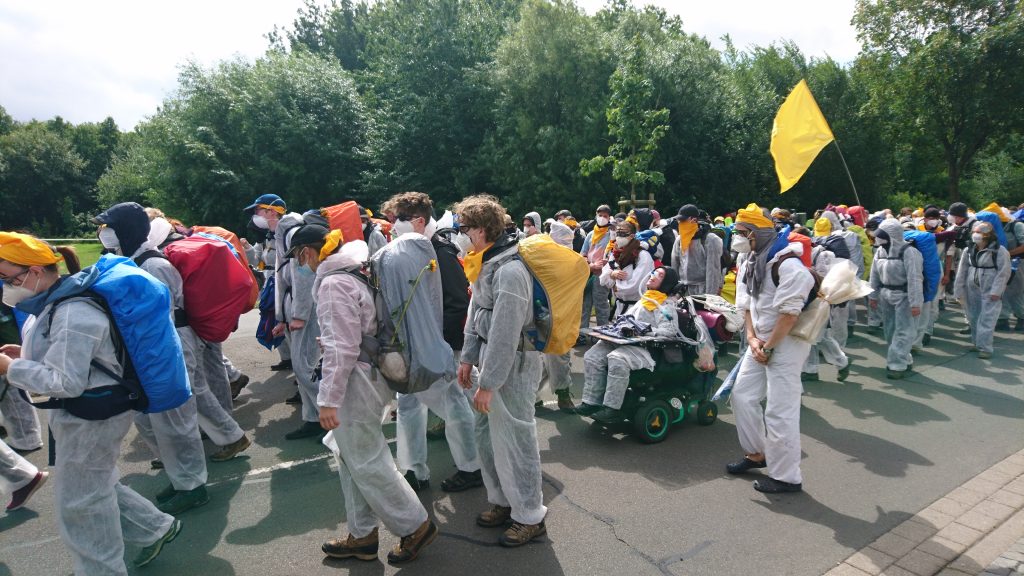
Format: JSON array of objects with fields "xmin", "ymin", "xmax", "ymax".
[
  {"xmin": 804, "ymin": 380, "xmax": 950, "ymax": 426},
  {"xmin": 800, "ymin": 406, "xmax": 934, "ymax": 477},
  {"xmin": 752, "ymin": 492, "xmax": 911, "ymax": 549}
]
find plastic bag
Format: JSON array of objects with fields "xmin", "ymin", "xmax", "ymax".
[
  {"xmin": 712, "ymin": 347, "xmax": 745, "ymax": 402},
  {"xmin": 683, "ymin": 297, "xmax": 716, "ymax": 372},
  {"xmin": 789, "ymin": 298, "xmax": 830, "ymax": 343},
  {"xmin": 790, "ymin": 259, "xmax": 873, "ymax": 344}
]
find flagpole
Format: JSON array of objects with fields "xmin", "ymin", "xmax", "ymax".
[{"xmin": 832, "ymin": 139, "xmax": 862, "ymax": 206}]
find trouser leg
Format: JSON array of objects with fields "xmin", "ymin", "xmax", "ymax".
[
  {"xmin": 582, "ymin": 342, "xmax": 614, "ymax": 406},
  {"xmin": 593, "ymin": 282, "xmax": 611, "ymax": 327},
  {"xmin": 999, "ymin": 271, "xmax": 1024, "ymax": 319},
  {"xmin": 830, "ymin": 304, "xmax": 849, "ymax": 348},
  {"xmin": 222, "ymin": 355, "xmax": 242, "ymax": 382},
  {"xmin": 603, "ymin": 347, "xmax": 652, "ymax": 410},
  {"xmin": 418, "ymin": 380, "xmax": 479, "ymax": 473},
  {"xmin": 202, "ymin": 341, "xmax": 233, "ymax": 412},
  {"xmin": 580, "ymin": 281, "xmax": 593, "ymax": 330},
  {"xmin": 396, "ymin": 393, "xmax": 429, "ymax": 479},
  {"xmin": 0, "ymin": 437, "xmax": 37, "ymax": 495},
  {"xmin": 730, "ymin": 347, "xmax": 768, "ymax": 457},
  {"xmin": 884, "ymin": 294, "xmax": 914, "ymax": 371},
  {"xmin": 181, "ymin": 329, "xmax": 243, "ymax": 446},
  {"xmin": 802, "ymin": 344, "xmax": 820, "ymax": 375},
  {"xmin": 291, "ymin": 321, "xmax": 322, "ymax": 423},
  {"xmin": 0, "ymin": 387, "xmax": 42, "ymax": 450},
  {"xmin": 971, "ymin": 288, "xmax": 1001, "ymax": 353},
  {"xmin": 762, "ymin": 337, "xmax": 809, "ymax": 485},
  {"xmin": 134, "ymin": 400, "xmax": 206, "ymax": 491}
]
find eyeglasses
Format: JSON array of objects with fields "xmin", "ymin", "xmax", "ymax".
[
  {"xmin": 0, "ymin": 268, "xmax": 29, "ymax": 286},
  {"xmin": 735, "ymin": 228, "xmax": 755, "ymax": 239}
]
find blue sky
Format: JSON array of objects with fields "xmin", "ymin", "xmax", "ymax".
[{"xmin": 0, "ymin": 0, "xmax": 860, "ymax": 130}]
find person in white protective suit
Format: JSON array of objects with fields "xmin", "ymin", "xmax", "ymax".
[
  {"xmin": 995, "ymin": 207, "xmax": 1024, "ymax": 332},
  {"xmin": 577, "ymin": 266, "xmax": 681, "ymax": 421},
  {"xmin": 601, "ymin": 221, "xmax": 656, "ymax": 318},
  {"xmin": 242, "ymin": 193, "xmax": 292, "ymax": 371},
  {"xmin": 819, "ymin": 211, "xmax": 864, "ymax": 345},
  {"xmin": 954, "ymin": 221, "xmax": 1011, "ymax": 359},
  {"xmin": 725, "ymin": 204, "xmax": 814, "ymax": 494},
  {"xmin": 534, "ymin": 221, "xmax": 578, "ymax": 412},
  {"xmin": 869, "ymin": 218, "xmax": 924, "ymax": 379},
  {"xmin": 800, "ymin": 225, "xmax": 851, "ymax": 383},
  {"xmin": 93, "ymin": 203, "xmax": 210, "ymax": 516},
  {"xmin": 671, "ymin": 204, "xmax": 724, "ymax": 297},
  {"xmin": 385, "ymin": 192, "xmax": 483, "ymax": 494},
  {"xmin": 455, "ymin": 195, "xmax": 548, "ymax": 548},
  {"xmin": 1, "ymin": 434, "xmax": 48, "ymax": 511},
  {"xmin": 287, "ymin": 224, "xmax": 436, "ymax": 565},
  {"xmin": 0, "ymin": 232, "xmax": 181, "ymax": 574}
]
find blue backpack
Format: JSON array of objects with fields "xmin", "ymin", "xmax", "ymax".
[{"xmin": 901, "ymin": 230, "xmax": 941, "ymax": 303}]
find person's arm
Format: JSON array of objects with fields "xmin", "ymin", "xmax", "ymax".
[
  {"xmin": 953, "ymin": 249, "xmax": 969, "ymax": 300},
  {"xmin": 460, "ymin": 297, "xmax": 482, "ymax": 367},
  {"xmin": 599, "ymin": 262, "xmax": 614, "ymax": 288},
  {"xmin": 619, "ymin": 252, "xmax": 654, "ymax": 297},
  {"xmin": 476, "ymin": 263, "xmax": 532, "ymax": 391},
  {"xmin": 1010, "ymin": 223, "xmax": 1024, "ymax": 258},
  {"xmin": 436, "ymin": 244, "xmax": 470, "ymax": 349},
  {"xmin": 289, "ymin": 261, "xmax": 316, "ymax": 325},
  {"xmin": 316, "ymin": 276, "xmax": 367, "ymax": 411},
  {"xmin": 990, "ymin": 247, "xmax": 1012, "ymax": 299}
]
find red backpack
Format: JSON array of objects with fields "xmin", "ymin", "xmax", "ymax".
[{"xmin": 162, "ymin": 235, "xmax": 255, "ymax": 343}]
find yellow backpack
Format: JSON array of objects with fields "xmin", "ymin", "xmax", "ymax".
[{"xmin": 517, "ymin": 234, "xmax": 590, "ymax": 355}]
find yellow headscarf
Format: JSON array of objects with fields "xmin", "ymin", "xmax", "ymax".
[
  {"xmin": 813, "ymin": 217, "xmax": 832, "ymax": 237},
  {"xmin": 318, "ymin": 229, "xmax": 343, "ymax": 262},
  {"xmin": 258, "ymin": 203, "xmax": 286, "ymax": 215},
  {"xmin": 591, "ymin": 222, "xmax": 610, "ymax": 247},
  {"xmin": 677, "ymin": 221, "xmax": 698, "ymax": 251},
  {"xmin": 735, "ymin": 203, "xmax": 773, "ymax": 229},
  {"xmin": 463, "ymin": 243, "xmax": 494, "ymax": 284},
  {"xmin": 640, "ymin": 290, "xmax": 668, "ymax": 311},
  {"xmin": 0, "ymin": 232, "xmax": 62, "ymax": 267},
  {"xmin": 982, "ymin": 202, "xmax": 1010, "ymax": 222}
]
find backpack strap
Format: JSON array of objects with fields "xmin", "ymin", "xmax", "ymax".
[
  {"xmin": 321, "ymin": 268, "xmax": 379, "ymax": 364},
  {"xmin": 132, "ymin": 249, "xmax": 167, "ymax": 268},
  {"xmin": 770, "ymin": 252, "xmax": 802, "ymax": 286}
]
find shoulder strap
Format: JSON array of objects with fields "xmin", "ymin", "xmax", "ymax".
[
  {"xmin": 770, "ymin": 252, "xmax": 802, "ymax": 286},
  {"xmin": 132, "ymin": 249, "xmax": 167, "ymax": 268}
]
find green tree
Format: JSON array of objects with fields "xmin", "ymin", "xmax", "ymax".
[
  {"xmin": 854, "ymin": 0, "xmax": 1024, "ymax": 202},
  {"xmin": 580, "ymin": 35, "xmax": 670, "ymax": 209},
  {"xmin": 269, "ymin": 0, "xmax": 368, "ymax": 71}
]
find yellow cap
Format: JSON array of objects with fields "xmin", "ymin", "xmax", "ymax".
[
  {"xmin": 0, "ymin": 232, "xmax": 62, "ymax": 267},
  {"xmin": 735, "ymin": 203, "xmax": 774, "ymax": 229}
]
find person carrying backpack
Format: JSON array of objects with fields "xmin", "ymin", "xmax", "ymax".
[
  {"xmin": 993, "ymin": 204, "xmax": 1024, "ymax": 332},
  {"xmin": 242, "ymin": 194, "xmax": 292, "ymax": 372},
  {"xmin": 819, "ymin": 210, "xmax": 863, "ymax": 343},
  {"xmin": 870, "ymin": 218, "xmax": 924, "ymax": 379},
  {"xmin": 455, "ymin": 195, "xmax": 547, "ymax": 547},
  {"xmin": 671, "ymin": 204, "xmax": 724, "ymax": 298},
  {"xmin": 954, "ymin": 221, "xmax": 1012, "ymax": 358},
  {"xmin": 287, "ymin": 224, "xmax": 437, "ymax": 565},
  {"xmin": 0, "ymin": 232, "xmax": 181, "ymax": 573},
  {"xmin": 726, "ymin": 204, "xmax": 815, "ymax": 494},
  {"xmin": 798, "ymin": 227, "xmax": 851, "ymax": 383}
]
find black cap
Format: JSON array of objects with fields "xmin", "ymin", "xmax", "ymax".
[
  {"xmin": 284, "ymin": 224, "xmax": 330, "ymax": 258},
  {"xmin": 948, "ymin": 202, "xmax": 969, "ymax": 218},
  {"xmin": 555, "ymin": 209, "xmax": 573, "ymax": 219},
  {"xmin": 924, "ymin": 207, "xmax": 942, "ymax": 218},
  {"xmin": 677, "ymin": 204, "xmax": 700, "ymax": 220}
]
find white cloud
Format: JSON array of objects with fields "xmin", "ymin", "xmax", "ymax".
[{"xmin": 0, "ymin": 0, "xmax": 861, "ymax": 130}]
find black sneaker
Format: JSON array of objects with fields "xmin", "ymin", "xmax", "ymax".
[
  {"xmin": 726, "ymin": 457, "xmax": 767, "ymax": 475},
  {"xmin": 995, "ymin": 319, "xmax": 1011, "ymax": 331},
  {"xmin": 575, "ymin": 403, "xmax": 601, "ymax": 417},
  {"xmin": 157, "ymin": 486, "xmax": 210, "ymax": 515},
  {"xmin": 230, "ymin": 374, "xmax": 249, "ymax": 399},
  {"xmin": 133, "ymin": 519, "xmax": 182, "ymax": 568},
  {"xmin": 440, "ymin": 469, "xmax": 483, "ymax": 493},
  {"xmin": 837, "ymin": 364, "xmax": 851, "ymax": 382},
  {"xmin": 404, "ymin": 470, "xmax": 429, "ymax": 492},
  {"xmin": 753, "ymin": 477, "xmax": 802, "ymax": 493},
  {"xmin": 270, "ymin": 359, "xmax": 292, "ymax": 371},
  {"xmin": 284, "ymin": 421, "xmax": 322, "ymax": 440},
  {"xmin": 922, "ymin": 333, "xmax": 931, "ymax": 346},
  {"xmin": 285, "ymin": 391, "xmax": 302, "ymax": 405}
]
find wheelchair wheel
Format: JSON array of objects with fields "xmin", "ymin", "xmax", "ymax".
[
  {"xmin": 696, "ymin": 400, "xmax": 718, "ymax": 426},
  {"xmin": 634, "ymin": 400, "xmax": 672, "ymax": 444}
]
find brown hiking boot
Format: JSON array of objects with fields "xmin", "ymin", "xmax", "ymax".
[
  {"xmin": 476, "ymin": 505, "xmax": 512, "ymax": 528},
  {"xmin": 210, "ymin": 434, "xmax": 251, "ymax": 462},
  {"xmin": 499, "ymin": 521, "xmax": 546, "ymax": 547},
  {"xmin": 387, "ymin": 520, "xmax": 437, "ymax": 565},
  {"xmin": 555, "ymin": 389, "xmax": 577, "ymax": 413},
  {"xmin": 322, "ymin": 527, "xmax": 379, "ymax": 561}
]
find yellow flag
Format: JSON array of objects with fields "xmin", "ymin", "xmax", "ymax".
[{"xmin": 770, "ymin": 79, "xmax": 835, "ymax": 193}]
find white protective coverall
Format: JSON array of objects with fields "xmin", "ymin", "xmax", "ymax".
[
  {"xmin": 0, "ymin": 378, "xmax": 42, "ymax": 451},
  {"xmin": 7, "ymin": 301, "xmax": 174, "ymax": 576},
  {"xmin": 279, "ymin": 215, "xmax": 322, "ymax": 424},
  {"xmin": 246, "ymin": 226, "xmax": 290, "ymax": 363},
  {"xmin": 954, "ymin": 241, "xmax": 1011, "ymax": 354},
  {"xmin": 316, "ymin": 242, "xmax": 428, "ymax": 539},
  {"xmin": 671, "ymin": 229, "xmax": 724, "ymax": 297},
  {"xmin": 822, "ymin": 212, "xmax": 863, "ymax": 346},
  {"xmin": 462, "ymin": 239, "xmax": 547, "ymax": 526},
  {"xmin": 0, "ymin": 435, "xmax": 38, "ymax": 498},
  {"xmin": 133, "ymin": 253, "xmax": 207, "ymax": 491},
  {"xmin": 601, "ymin": 249, "xmax": 655, "ymax": 317},
  {"xmin": 582, "ymin": 297, "xmax": 680, "ymax": 409},
  {"xmin": 999, "ymin": 220, "xmax": 1024, "ymax": 323},
  {"xmin": 390, "ymin": 232, "xmax": 479, "ymax": 482},
  {"xmin": 802, "ymin": 246, "xmax": 849, "ymax": 376},
  {"xmin": 731, "ymin": 244, "xmax": 814, "ymax": 486},
  {"xmin": 870, "ymin": 219, "xmax": 924, "ymax": 372}
]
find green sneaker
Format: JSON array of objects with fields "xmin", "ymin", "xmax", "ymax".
[
  {"xmin": 133, "ymin": 518, "xmax": 182, "ymax": 568},
  {"xmin": 157, "ymin": 486, "xmax": 209, "ymax": 515}
]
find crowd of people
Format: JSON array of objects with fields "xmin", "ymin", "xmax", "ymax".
[{"xmin": 0, "ymin": 191, "xmax": 1021, "ymax": 573}]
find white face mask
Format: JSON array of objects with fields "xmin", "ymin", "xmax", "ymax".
[
  {"xmin": 252, "ymin": 214, "xmax": 270, "ymax": 230},
  {"xmin": 925, "ymin": 219, "xmax": 941, "ymax": 229},
  {"xmin": 425, "ymin": 217, "xmax": 437, "ymax": 239},
  {"xmin": 972, "ymin": 233, "xmax": 985, "ymax": 244},
  {"xmin": 596, "ymin": 216, "xmax": 609, "ymax": 227},
  {"xmin": 2, "ymin": 272, "xmax": 40, "ymax": 307},
  {"xmin": 390, "ymin": 219, "xmax": 415, "ymax": 238},
  {"xmin": 98, "ymin": 227, "xmax": 120, "ymax": 252},
  {"xmin": 731, "ymin": 235, "xmax": 751, "ymax": 253}
]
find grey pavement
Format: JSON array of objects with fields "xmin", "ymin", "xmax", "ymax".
[{"xmin": 1, "ymin": 301, "xmax": 1022, "ymax": 576}]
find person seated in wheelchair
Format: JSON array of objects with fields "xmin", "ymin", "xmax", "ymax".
[{"xmin": 577, "ymin": 266, "xmax": 682, "ymax": 421}]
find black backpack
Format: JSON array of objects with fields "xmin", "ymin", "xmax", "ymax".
[{"xmin": 813, "ymin": 235, "xmax": 851, "ymax": 260}]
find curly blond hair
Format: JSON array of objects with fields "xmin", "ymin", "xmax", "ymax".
[{"xmin": 453, "ymin": 195, "xmax": 506, "ymax": 243}]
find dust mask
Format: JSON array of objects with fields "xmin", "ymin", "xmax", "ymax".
[
  {"xmin": 596, "ymin": 216, "xmax": 609, "ymax": 227},
  {"xmin": 391, "ymin": 220, "xmax": 415, "ymax": 238},
  {"xmin": 731, "ymin": 235, "xmax": 751, "ymax": 253},
  {"xmin": 972, "ymin": 233, "xmax": 984, "ymax": 245},
  {"xmin": 98, "ymin": 227, "xmax": 120, "ymax": 252},
  {"xmin": 2, "ymin": 273, "xmax": 40, "ymax": 307},
  {"xmin": 252, "ymin": 215, "xmax": 270, "ymax": 230}
]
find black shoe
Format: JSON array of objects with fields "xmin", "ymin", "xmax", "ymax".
[
  {"xmin": 591, "ymin": 407, "xmax": 624, "ymax": 423},
  {"xmin": 404, "ymin": 470, "xmax": 429, "ymax": 492},
  {"xmin": 575, "ymin": 335, "xmax": 589, "ymax": 347},
  {"xmin": 959, "ymin": 326, "xmax": 972, "ymax": 335},
  {"xmin": 230, "ymin": 374, "xmax": 249, "ymax": 399},
  {"xmin": 847, "ymin": 324, "xmax": 856, "ymax": 337},
  {"xmin": 285, "ymin": 391, "xmax": 302, "ymax": 405},
  {"xmin": 922, "ymin": 333, "xmax": 931, "ymax": 346},
  {"xmin": 440, "ymin": 469, "xmax": 483, "ymax": 493},
  {"xmin": 575, "ymin": 403, "xmax": 601, "ymax": 417},
  {"xmin": 270, "ymin": 359, "xmax": 292, "ymax": 371},
  {"xmin": 886, "ymin": 369, "xmax": 905, "ymax": 380},
  {"xmin": 1016, "ymin": 319, "xmax": 1024, "ymax": 332},
  {"xmin": 12, "ymin": 446, "xmax": 41, "ymax": 456},
  {"xmin": 995, "ymin": 319, "xmax": 1011, "ymax": 331},
  {"xmin": 800, "ymin": 372, "xmax": 819, "ymax": 382},
  {"xmin": 726, "ymin": 457, "xmax": 767, "ymax": 475},
  {"xmin": 151, "ymin": 459, "xmax": 164, "ymax": 470},
  {"xmin": 753, "ymin": 477, "xmax": 802, "ymax": 493},
  {"xmin": 284, "ymin": 421, "xmax": 322, "ymax": 440},
  {"xmin": 837, "ymin": 364, "xmax": 851, "ymax": 382}
]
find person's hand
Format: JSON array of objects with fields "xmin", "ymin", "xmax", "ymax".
[
  {"xmin": 473, "ymin": 387, "xmax": 493, "ymax": 414},
  {"xmin": 0, "ymin": 344, "xmax": 21, "ymax": 359},
  {"xmin": 319, "ymin": 407, "xmax": 339, "ymax": 430},
  {"xmin": 289, "ymin": 319, "xmax": 306, "ymax": 331},
  {"xmin": 612, "ymin": 270, "xmax": 627, "ymax": 281},
  {"xmin": 747, "ymin": 336, "xmax": 763, "ymax": 351},
  {"xmin": 0, "ymin": 353, "xmax": 12, "ymax": 376},
  {"xmin": 911, "ymin": 307, "xmax": 921, "ymax": 317},
  {"xmin": 272, "ymin": 322, "xmax": 286, "ymax": 337},
  {"xmin": 989, "ymin": 294, "xmax": 1001, "ymax": 302},
  {"xmin": 870, "ymin": 299, "xmax": 878, "ymax": 310},
  {"xmin": 457, "ymin": 362, "xmax": 473, "ymax": 389},
  {"xmin": 940, "ymin": 274, "xmax": 950, "ymax": 286},
  {"xmin": 751, "ymin": 343, "xmax": 769, "ymax": 365},
  {"xmin": 241, "ymin": 238, "xmax": 252, "ymax": 250}
]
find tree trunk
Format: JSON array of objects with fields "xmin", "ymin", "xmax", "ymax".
[{"xmin": 947, "ymin": 158, "xmax": 960, "ymax": 203}]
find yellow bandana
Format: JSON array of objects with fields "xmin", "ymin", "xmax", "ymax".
[
  {"xmin": 319, "ymin": 229, "xmax": 343, "ymax": 262},
  {"xmin": 677, "ymin": 221, "xmax": 698, "ymax": 251},
  {"xmin": 258, "ymin": 203, "xmax": 286, "ymax": 215},
  {"xmin": 591, "ymin": 224, "xmax": 610, "ymax": 247},
  {"xmin": 463, "ymin": 243, "xmax": 494, "ymax": 284},
  {"xmin": 0, "ymin": 232, "xmax": 62, "ymax": 267},
  {"xmin": 735, "ymin": 203, "xmax": 773, "ymax": 229},
  {"xmin": 640, "ymin": 290, "xmax": 668, "ymax": 311}
]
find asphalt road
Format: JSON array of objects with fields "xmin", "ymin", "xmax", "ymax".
[{"xmin": 1, "ymin": 302, "xmax": 1022, "ymax": 576}]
